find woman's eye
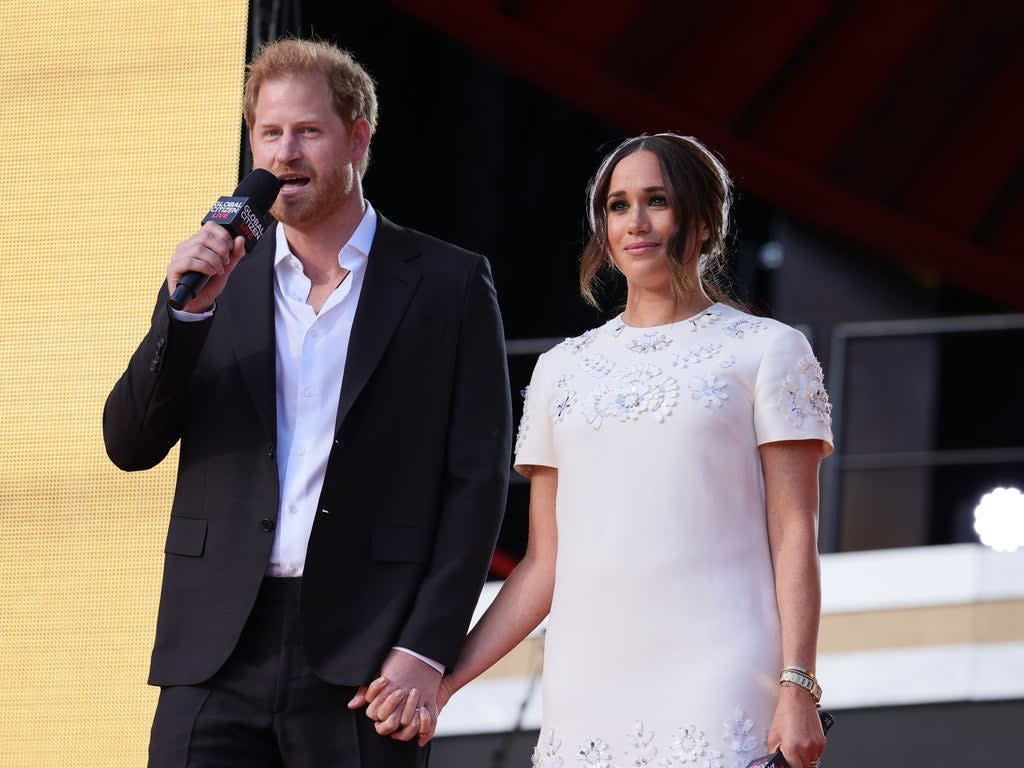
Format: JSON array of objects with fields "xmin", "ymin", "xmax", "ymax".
[
  {"xmin": 649, "ymin": 195, "xmax": 668, "ymax": 206},
  {"xmin": 608, "ymin": 200, "xmax": 628, "ymax": 212}
]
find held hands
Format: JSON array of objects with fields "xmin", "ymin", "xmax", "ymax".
[
  {"xmin": 167, "ymin": 223, "xmax": 246, "ymax": 313},
  {"xmin": 346, "ymin": 649, "xmax": 445, "ymax": 747},
  {"xmin": 766, "ymin": 684, "xmax": 826, "ymax": 768}
]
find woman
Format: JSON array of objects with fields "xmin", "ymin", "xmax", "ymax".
[{"xmin": 371, "ymin": 134, "xmax": 833, "ymax": 768}]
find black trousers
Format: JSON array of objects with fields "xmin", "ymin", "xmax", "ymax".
[{"xmin": 148, "ymin": 577, "xmax": 429, "ymax": 768}]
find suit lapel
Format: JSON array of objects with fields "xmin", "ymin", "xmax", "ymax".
[
  {"xmin": 221, "ymin": 228, "xmax": 277, "ymax": 442},
  {"xmin": 336, "ymin": 214, "xmax": 421, "ymax": 431}
]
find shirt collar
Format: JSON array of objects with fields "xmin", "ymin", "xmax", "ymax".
[{"xmin": 273, "ymin": 200, "xmax": 378, "ymax": 270}]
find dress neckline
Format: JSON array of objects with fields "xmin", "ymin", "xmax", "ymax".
[{"xmin": 615, "ymin": 302, "xmax": 722, "ymax": 331}]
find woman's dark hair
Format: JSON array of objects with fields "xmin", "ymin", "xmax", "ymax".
[{"xmin": 579, "ymin": 133, "xmax": 734, "ymax": 308}]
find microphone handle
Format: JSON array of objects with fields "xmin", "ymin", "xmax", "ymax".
[{"xmin": 168, "ymin": 271, "xmax": 209, "ymax": 311}]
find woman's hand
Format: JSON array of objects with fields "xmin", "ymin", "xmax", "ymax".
[{"xmin": 766, "ymin": 684, "xmax": 826, "ymax": 768}]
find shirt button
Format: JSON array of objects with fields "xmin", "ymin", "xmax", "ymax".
[
  {"xmin": 305, "ymin": 388, "xmax": 314, "ymax": 397},
  {"xmin": 259, "ymin": 518, "xmax": 275, "ymax": 532},
  {"xmin": 297, "ymin": 446, "xmax": 307, "ymax": 456}
]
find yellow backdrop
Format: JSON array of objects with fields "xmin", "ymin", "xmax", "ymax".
[{"xmin": 0, "ymin": 2, "xmax": 249, "ymax": 764}]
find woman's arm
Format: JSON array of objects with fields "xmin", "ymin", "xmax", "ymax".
[
  {"xmin": 361, "ymin": 466, "xmax": 559, "ymax": 744},
  {"xmin": 761, "ymin": 439, "xmax": 827, "ymax": 768},
  {"xmin": 441, "ymin": 466, "xmax": 558, "ymax": 698}
]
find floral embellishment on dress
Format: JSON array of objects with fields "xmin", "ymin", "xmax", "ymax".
[
  {"xmin": 586, "ymin": 374, "xmax": 679, "ymax": 429},
  {"xmin": 553, "ymin": 390, "xmax": 577, "ymax": 423},
  {"xmin": 701, "ymin": 751, "xmax": 727, "ymax": 768},
  {"xmin": 689, "ymin": 375, "xmax": 729, "ymax": 410},
  {"xmin": 618, "ymin": 362, "xmax": 663, "ymax": 384},
  {"xmin": 718, "ymin": 355, "xmax": 736, "ymax": 369},
  {"xmin": 577, "ymin": 737, "xmax": 612, "ymax": 768},
  {"xmin": 597, "ymin": 385, "xmax": 645, "ymax": 422},
  {"xmin": 671, "ymin": 725, "xmax": 708, "ymax": 763},
  {"xmin": 556, "ymin": 372, "xmax": 574, "ymax": 388},
  {"xmin": 514, "ymin": 388, "xmax": 531, "ymax": 455},
  {"xmin": 607, "ymin": 317, "xmax": 626, "ymax": 337},
  {"xmin": 623, "ymin": 721, "xmax": 658, "ymax": 766},
  {"xmin": 559, "ymin": 328, "xmax": 601, "ymax": 354},
  {"xmin": 532, "ymin": 730, "xmax": 564, "ymax": 768},
  {"xmin": 722, "ymin": 317, "xmax": 764, "ymax": 338},
  {"xmin": 580, "ymin": 352, "xmax": 616, "ymax": 379},
  {"xmin": 723, "ymin": 708, "xmax": 759, "ymax": 759},
  {"xmin": 780, "ymin": 354, "xmax": 832, "ymax": 428},
  {"xmin": 688, "ymin": 308, "xmax": 721, "ymax": 332},
  {"xmin": 627, "ymin": 330, "xmax": 673, "ymax": 354},
  {"xmin": 673, "ymin": 343, "xmax": 723, "ymax": 368}
]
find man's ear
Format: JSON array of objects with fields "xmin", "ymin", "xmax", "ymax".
[{"xmin": 350, "ymin": 117, "xmax": 372, "ymax": 165}]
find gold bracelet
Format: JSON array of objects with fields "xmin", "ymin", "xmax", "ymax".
[
  {"xmin": 779, "ymin": 667, "xmax": 822, "ymax": 704},
  {"xmin": 782, "ymin": 664, "xmax": 815, "ymax": 678}
]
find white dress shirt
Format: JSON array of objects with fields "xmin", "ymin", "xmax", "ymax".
[{"xmin": 267, "ymin": 205, "xmax": 373, "ymax": 577}]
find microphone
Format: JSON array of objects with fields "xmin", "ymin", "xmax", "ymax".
[{"xmin": 168, "ymin": 168, "xmax": 284, "ymax": 310}]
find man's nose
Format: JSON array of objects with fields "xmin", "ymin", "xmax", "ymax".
[{"xmin": 277, "ymin": 132, "xmax": 301, "ymax": 163}]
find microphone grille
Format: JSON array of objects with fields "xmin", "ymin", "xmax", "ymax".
[{"xmin": 233, "ymin": 168, "xmax": 284, "ymax": 212}]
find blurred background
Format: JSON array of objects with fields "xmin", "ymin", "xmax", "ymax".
[{"xmin": 2, "ymin": 1, "xmax": 1022, "ymax": 765}]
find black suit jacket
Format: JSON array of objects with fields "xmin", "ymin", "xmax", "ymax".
[{"xmin": 104, "ymin": 214, "xmax": 512, "ymax": 687}]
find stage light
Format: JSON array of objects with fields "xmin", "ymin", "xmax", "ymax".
[{"xmin": 973, "ymin": 486, "xmax": 1024, "ymax": 552}]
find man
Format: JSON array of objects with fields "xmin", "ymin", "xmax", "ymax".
[{"xmin": 104, "ymin": 38, "xmax": 511, "ymax": 767}]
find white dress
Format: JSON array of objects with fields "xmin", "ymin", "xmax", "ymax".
[{"xmin": 514, "ymin": 303, "xmax": 833, "ymax": 768}]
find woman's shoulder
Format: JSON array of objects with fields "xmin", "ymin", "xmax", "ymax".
[
  {"xmin": 712, "ymin": 303, "xmax": 807, "ymax": 345},
  {"xmin": 545, "ymin": 317, "xmax": 623, "ymax": 358}
]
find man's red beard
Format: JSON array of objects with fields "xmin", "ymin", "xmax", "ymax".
[{"xmin": 270, "ymin": 161, "xmax": 354, "ymax": 229}]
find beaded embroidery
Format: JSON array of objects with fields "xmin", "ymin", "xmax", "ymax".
[
  {"xmin": 688, "ymin": 375, "xmax": 729, "ymax": 410},
  {"xmin": 673, "ymin": 343, "xmax": 723, "ymax": 368},
  {"xmin": 780, "ymin": 354, "xmax": 832, "ymax": 427},
  {"xmin": 533, "ymin": 710, "xmax": 765, "ymax": 768},
  {"xmin": 627, "ymin": 331, "xmax": 673, "ymax": 354},
  {"xmin": 514, "ymin": 386, "xmax": 531, "ymax": 455},
  {"xmin": 560, "ymin": 328, "xmax": 601, "ymax": 354}
]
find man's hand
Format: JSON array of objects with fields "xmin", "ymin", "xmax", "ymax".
[
  {"xmin": 347, "ymin": 649, "xmax": 442, "ymax": 746},
  {"xmin": 167, "ymin": 223, "xmax": 245, "ymax": 313}
]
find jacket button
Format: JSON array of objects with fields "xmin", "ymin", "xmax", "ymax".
[
  {"xmin": 266, "ymin": 444, "xmax": 275, "ymax": 459},
  {"xmin": 259, "ymin": 518, "xmax": 275, "ymax": 532}
]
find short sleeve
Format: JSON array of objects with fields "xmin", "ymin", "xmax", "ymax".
[
  {"xmin": 753, "ymin": 327, "xmax": 834, "ymax": 456},
  {"xmin": 513, "ymin": 351, "xmax": 558, "ymax": 476}
]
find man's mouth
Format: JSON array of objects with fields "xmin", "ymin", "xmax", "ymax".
[{"xmin": 277, "ymin": 173, "xmax": 311, "ymax": 190}]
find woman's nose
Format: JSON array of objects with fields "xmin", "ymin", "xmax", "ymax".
[{"xmin": 627, "ymin": 209, "xmax": 649, "ymax": 233}]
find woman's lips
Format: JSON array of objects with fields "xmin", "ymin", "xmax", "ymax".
[{"xmin": 624, "ymin": 241, "xmax": 660, "ymax": 253}]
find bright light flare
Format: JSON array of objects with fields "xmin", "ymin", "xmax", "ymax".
[{"xmin": 974, "ymin": 487, "xmax": 1024, "ymax": 552}]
